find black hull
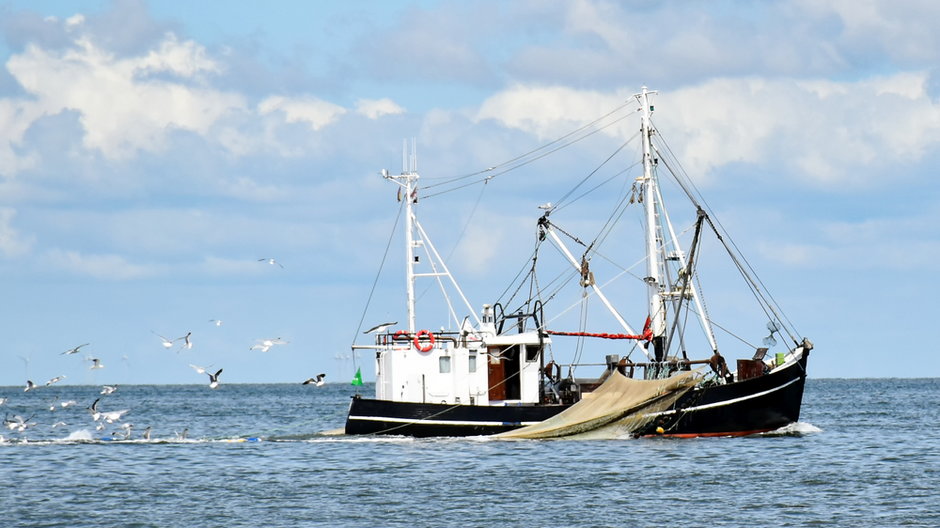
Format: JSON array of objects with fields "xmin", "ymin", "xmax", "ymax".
[
  {"xmin": 636, "ymin": 350, "xmax": 809, "ymax": 437},
  {"xmin": 345, "ymin": 398, "xmax": 567, "ymax": 437},
  {"xmin": 345, "ymin": 351, "xmax": 809, "ymax": 438}
]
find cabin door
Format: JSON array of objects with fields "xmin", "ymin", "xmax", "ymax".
[{"xmin": 487, "ymin": 345, "xmax": 520, "ymax": 401}]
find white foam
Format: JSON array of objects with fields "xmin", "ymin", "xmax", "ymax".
[
  {"xmin": 63, "ymin": 429, "xmax": 95, "ymax": 442},
  {"xmin": 764, "ymin": 421, "xmax": 822, "ymax": 436}
]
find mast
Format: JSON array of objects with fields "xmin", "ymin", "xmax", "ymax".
[
  {"xmin": 404, "ymin": 140, "xmax": 418, "ymax": 334},
  {"xmin": 382, "ymin": 140, "xmax": 420, "ymax": 334},
  {"xmin": 638, "ymin": 87, "xmax": 667, "ymax": 362},
  {"xmin": 382, "ymin": 139, "xmax": 482, "ymax": 335}
]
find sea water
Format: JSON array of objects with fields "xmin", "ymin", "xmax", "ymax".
[{"xmin": 0, "ymin": 379, "xmax": 937, "ymax": 527}]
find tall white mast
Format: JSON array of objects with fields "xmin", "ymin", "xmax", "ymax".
[
  {"xmin": 382, "ymin": 141, "xmax": 420, "ymax": 334},
  {"xmin": 404, "ymin": 140, "xmax": 418, "ymax": 334},
  {"xmin": 638, "ymin": 87, "xmax": 666, "ymax": 362}
]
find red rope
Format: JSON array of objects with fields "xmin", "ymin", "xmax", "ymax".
[{"xmin": 546, "ymin": 317, "xmax": 652, "ymax": 341}]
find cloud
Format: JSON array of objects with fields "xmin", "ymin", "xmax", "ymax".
[
  {"xmin": 471, "ymin": 73, "xmax": 940, "ymax": 189},
  {"xmin": 257, "ymin": 95, "xmax": 347, "ymax": 131},
  {"xmin": 355, "ymin": 98, "xmax": 405, "ymax": 119},
  {"xmin": 475, "ymin": 84, "xmax": 627, "ymax": 141},
  {"xmin": 4, "ymin": 31, "xmax": 245, "ymax": 161}
]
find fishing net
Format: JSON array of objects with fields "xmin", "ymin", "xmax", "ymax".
[{"xmin": 496, "ymin": 369, "xmax": 701, "ymax": 439}]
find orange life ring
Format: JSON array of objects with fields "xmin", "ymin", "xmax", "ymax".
[{"xmin": 414, "ymin": 330, "xmax": 435, "ymax": 352}]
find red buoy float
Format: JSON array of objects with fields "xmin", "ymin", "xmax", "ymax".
[{"xmin": 413, "ymin": 330, "xmax": 435, "ymax": 352}]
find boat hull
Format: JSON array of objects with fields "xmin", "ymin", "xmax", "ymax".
[
  {"xmin": 344, "ymin": 351, "xmax": 809, "ymax": 438},
  {"xmin": 636, "ymin": 350, "xmax": 810, "ymax": 437},
  {"xmin": 345, "ymin": 397, "xmax": 567, "ymax": 437}
]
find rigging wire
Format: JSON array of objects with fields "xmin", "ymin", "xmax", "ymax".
[
  {"xmin": 421, "ymin": 111, "xmax": 637, "ymax": 200},
  {"xmin": 350, "ymin": 197, "xmax": 406, "ymax": 348},
  {"xmin": 413, "ymin": 178, "xmax": 491, "ymax": 305},
  {"xmin": 651, "ymin": 124, "xmax": 800, "ymax": 343},
  {"xmin": 422, "ymin": 100, "xmax": 636, "ymax": 187},
  {"xmin": 552, "ymin": 133, "xmax": 638, "ymax": 212}
]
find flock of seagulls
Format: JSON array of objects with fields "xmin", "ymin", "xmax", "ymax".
[{"xmin": 0, "ymin": 268, "xmax": 364, "ymax": 443}]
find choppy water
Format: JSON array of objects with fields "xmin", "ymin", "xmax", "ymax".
[{"xmin": 1, "ymin": 379, "xmax": 937, "ymax": 527}]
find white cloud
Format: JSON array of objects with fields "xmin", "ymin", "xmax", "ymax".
[
  {"xmin": 475, "ymin": 84, "xmax": 628, "ymax": 141},
  {"xmin": 258, "ymin": 95, "xmax": 347, "ymax": 131},
  {"xmin": 65, "ymin": 14, "xmax": 85, "ymax": 29},
  {"xmin": 4, "ymin": 32, "xmax": 245, "ymax": 161},
  {"xmin": 355, "ymin": 98, "xmax": 405, "ymax": 119},
  {"xmin": 473, "ymin": 73, "xmax": 940, "ymax": 189}
]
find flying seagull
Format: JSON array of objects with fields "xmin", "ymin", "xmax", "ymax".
[
  {"xmin": 207, "ymin": 368, "xmax": 223, "ymax": 389},
  {"xmin": 88, "ymin": 399, "xmax": 128, "ymax": 424},
  {"xmin": 258, "ymin": 258, "xmax": 284, "ymax": 268},
  {"xmin": 302, "ymin": 373, "xmax": 326, "ymax": 386},
  {"xmin": 209, "ymin": 319, "xmax": 223, "ymax": 327},
  {"xmin": 62, "ymin": 343, "xmax": 90, "ymax": 355},
  {"xmin": 364, "ymin": 322, "xmax": 398, "ymax": 334},
  {"xmin": 189, "ymin": 364, "xmax": 211, "ymax": 375},
  {"xmin": 45, "ymin": 375, "xmax": 66, "ymax": 386},
  {"xmin": 249, "ymin": 338, "xmax": 289, "ymax": 353},
  {"xmin": 175, "ymin": 332, "xmax": 193, "ymax": 352},
  {"xmin": 152, "ymin": 332, "xmax": 175, "ymax": 349},
  {"xmin": 87, "ymin": 357, "xmax": 104, "ymax": 370},
  {"xmin": 24, "ymin": 380, "xmax": 36, "ymax": 392},
  {"xmin": 100, "ymin": 385, "xmax": 118, "ymax": 395}
]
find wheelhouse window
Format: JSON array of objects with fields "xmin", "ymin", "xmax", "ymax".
[
  {"xmin": 525, "ymin": 345, "xmax": 540, "ymax": 362},
  {"xmin": 439, "ymin": 356, "xmax": 452, "ymax": 373},
  {"xmin": 468, "ymin": 353, "xmax": 477, "ymax": 373}
]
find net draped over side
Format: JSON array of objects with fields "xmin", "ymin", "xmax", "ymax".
[{"xmin": 497, "ymin": 370, "xmax": 702, "ymax": 439}]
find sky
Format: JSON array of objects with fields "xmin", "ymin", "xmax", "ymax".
[{"xmin": 1, "ymin": 0, "xmax": 939, "ymax": 386}]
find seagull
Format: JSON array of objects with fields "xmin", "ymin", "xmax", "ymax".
[
  {"xmin": 59, "ymin": 400, "xmax": 77, "ymax": 409},
  {"xmin": 207, "ymin": 369, "xmax": 223, "ymax": 389},
  {"xmin": 47, "ymin": 396, "xmax": 60, "ymax": 411},
  {"xmin": 302, "ymin": 373, "xmax": 327, "ymax": 386},
  {"xmin": 176, "ymin": 428, "xmax": 188, "ymax": 440},
  {"xmin": 142, "ymin": 426, "xmax": 152, "ymax": 440},
  {"xmin": 258, "ymin": 257, "xmax": 284, "ymax": 268},
  {"xmin": 62, "ymin": 343, "xmax": 90, "ymax": 355},
  {"xmin": 249, "ymin": 338, "xmax": 289, "ymax": 353},
  {"xmin": 189, "ymin": 364, "xmax": 211, "ymax": 375},
  {"xmin": 88, "ymin": 398, "xmax": 128, "ymax": 424},
  {"xmin": 152, "ymin": 331, "xmax": 175, "ymax": 349},
  {"xmin": 364, "ymin": 321, "xmax": 398, "ymax": 334},
  {"xmin": 45, "ymin": 375, "xmax": 66, "ymax": 386},
  {"xmin": 88, "ymin": 357, "xmax": 104, "ymax": 370},
  {"xmin": 0, "ymin": 397, "xmax": 7, "ymax": 406},
  {"xmin": 24, "ymin": 380, "xmax": 36, "ymax": 392},
  {"xmin": 88, "ymin": 398, "xmax": 102, "ymax": 420},
  {"xmin": 209, "ymin": 319, "xmax": 223, "ymax": 327},
  {"xmin": 113, "ymin": 423, "xmax": 133, "ymax": 440},
  {"xmin": 99, "ymin": 408, "xmax": 129, "ymax": 424},
  {"xmin": 4, "ymin": 414, "xmax": 35, "ymax": 433},
  {"xmin": 51, "ymin": 421, "xmax": 68, "ymax": 429},
  {"xmin": 100, "ymin": 385, "xmax": 118, "ymax": 395},
  {"xmin": 176, "ymin": 332, "xmax": 193, "ymax": 352}
]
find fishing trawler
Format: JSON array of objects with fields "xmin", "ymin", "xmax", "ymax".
[{"xmin": 345, "ymin": 87, "xmax": 812, "ymax": 438}]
